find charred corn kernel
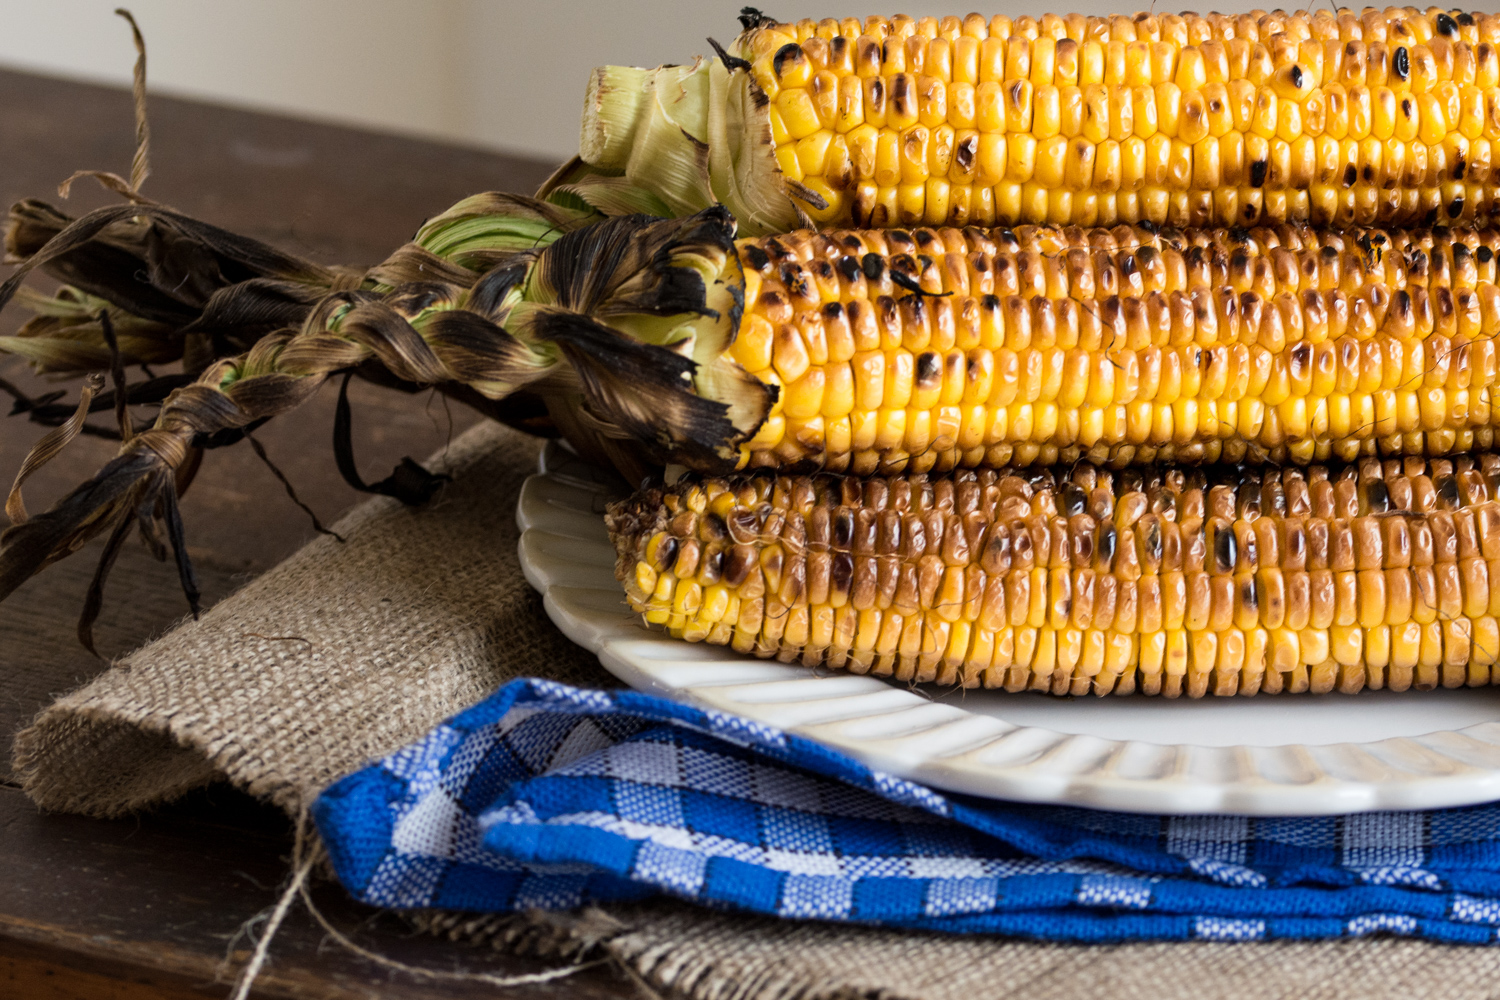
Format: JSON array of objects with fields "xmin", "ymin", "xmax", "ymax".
[
  {"xmin": 611, "ymin": 456, "xmax": 1500, "ymax": 695},
  {"xmin": 718, "ymin": 10, "xmax": 1500, "ymax": 228}
]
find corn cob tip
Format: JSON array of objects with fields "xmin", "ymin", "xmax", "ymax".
[{"xmin": 607, "ymin": 484, "xmax": 673, "ymax": 599}]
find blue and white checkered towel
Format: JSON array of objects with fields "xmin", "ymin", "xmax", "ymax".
[{"xmin": 314, "ymin": 679, "xmax": 1500, "ymax": 943}]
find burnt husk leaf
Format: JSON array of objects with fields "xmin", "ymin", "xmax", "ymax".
[
  {"xmin": 520, "ymin": 206, "xmax": 770, "ymax": 465},
  {"xmin": 534, "ymin": 308, "xmax": 740, "ymax": 470},
  {"xmin": 1, "ymin": 201, "xmax": 335, "ymax": 316}
]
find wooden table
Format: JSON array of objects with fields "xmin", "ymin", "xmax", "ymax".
[{"xmin": 0, "ymin": 69, "xmax": 626, "ymax": 999}]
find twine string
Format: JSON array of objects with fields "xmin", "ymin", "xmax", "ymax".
[
  {"xmin": 227, "ymin": 805, "xmax": 315, "ymax": 1000},
  {"xmin": 226, "ymin": 804, "xmax": 599, "ymax": 998}
]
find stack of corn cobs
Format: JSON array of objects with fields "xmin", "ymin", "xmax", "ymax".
[{"xmin": 4, "ymin": 8, "xmax": 1500, "ymax": 701}]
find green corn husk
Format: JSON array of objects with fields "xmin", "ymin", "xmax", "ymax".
[
  {"xmin": 551, "ymin": 53, "xmax": 800, "ymax": 238},
  {"xmin": 0, "ymin": 286, "xmax": 179, "ymax": 373}
]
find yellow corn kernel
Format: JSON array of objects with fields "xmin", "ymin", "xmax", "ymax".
[{"xmin": 776, "ymin": 89, "xmax": 823, "ymax": 140}]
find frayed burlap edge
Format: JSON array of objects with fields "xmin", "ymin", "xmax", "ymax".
[
  {"xmin": 418, "ymin": 902, "xmax": 1500, "ymax": 1000},
  {"xmin": 11, "ymin": 420, "xmax": 612, "ymax": 818}
]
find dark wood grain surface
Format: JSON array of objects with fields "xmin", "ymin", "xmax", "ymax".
[{"xmin": 0, "ymin": 69, "xmax": 627, "ymax": 998}]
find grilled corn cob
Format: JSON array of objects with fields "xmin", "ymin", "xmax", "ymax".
[
  {"xmin": 734, "ymin": 221, "xmax": 1500, "ymax": 472},
  {"xmin": 609, "ymin": 454, "xmax": 1500, "ymax": 697},
  {"xmin": 567, "ymin": 8, "xmax": 1500, "ymax": 234}
]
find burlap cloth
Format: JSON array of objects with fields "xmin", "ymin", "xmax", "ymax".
[{"xmin": 13, "ymin": 422, "xmax": 1500, "ymax": 1000}]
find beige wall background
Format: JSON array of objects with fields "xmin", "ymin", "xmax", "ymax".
[{"xmin": 0, "ymin": 1, "xmax": 1251, "ymax": 164}]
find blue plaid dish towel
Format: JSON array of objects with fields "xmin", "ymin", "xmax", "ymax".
[{"xmin": 314, "ymin": 679, "xmax": 1500, "ymax": 944}]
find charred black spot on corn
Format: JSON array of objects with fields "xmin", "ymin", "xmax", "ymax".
[
  {"xmin": 741, "ymin": 244, "xmax": 770, "ymax": 272},
  {"xmin": 1393, "ymin": 46, "xmax": 1411, "ymax": 81}
]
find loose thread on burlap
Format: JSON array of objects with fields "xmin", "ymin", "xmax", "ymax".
[
  {"xmin": 296, "ymin": 866, "xmax": 603, "ymax": 990},
  {"xmin": 612, "ymin": 950, "xmax": 670, "ymax": 1000},
  {"xmin": 228, "ymin": 804, "xmax": 316, "ymax": 1000},
  {"xmin": 227, "ymin": 804, "xmax": 600, "ymax": 997}
]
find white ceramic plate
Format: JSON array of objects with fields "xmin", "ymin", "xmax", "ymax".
[{"xmin": 517, "ymin": 441, "xmax": 1500, "ymax": 816}]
